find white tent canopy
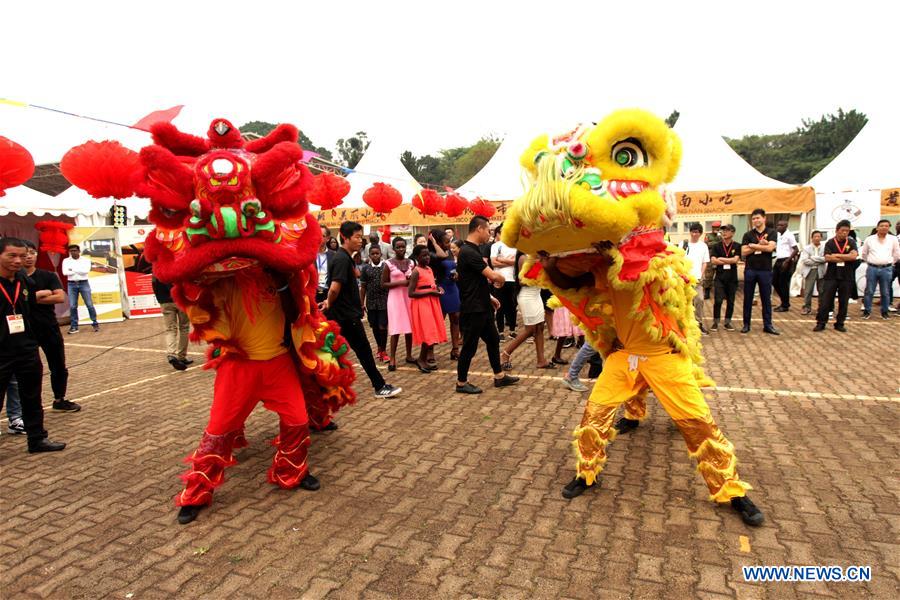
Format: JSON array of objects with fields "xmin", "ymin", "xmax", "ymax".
[
  {"xmin": 805, "ymin": 113, "xmax": 900, "ymax": 192},
  {"xmin": 0, "ymin": 103, "xmax": 151, "ymax": 166},
  {"xmin": 342, "ymin": 139, "xmax": 422, "ymax": 210},
  {"xmin": 671, "ymin": 111, "xmax": 791, "ymax": 191},
  {"xmin": 0, "ymin": 185, "xmax": 92, "ymax": 217},
  {"xmin": 455, "ymin": 132, "xmax": 531, "ymax": 201}
]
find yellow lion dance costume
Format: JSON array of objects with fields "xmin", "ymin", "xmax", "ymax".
[{"xmin": 502, "ymin": 109, "xmax": 763, "ymax": 525}]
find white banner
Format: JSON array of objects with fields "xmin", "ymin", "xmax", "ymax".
[{"xmin": 814, "ymin": 190, "xmax": 881, "ymax": 230}]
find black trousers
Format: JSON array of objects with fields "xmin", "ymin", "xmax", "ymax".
[
  {"xmin": 0, "ymin": 351, "xmax": 48, "ymax": 441},
  {"xmin": 457, "ymin": 311, "xmax": 502, "ymax": 382},
  {"xmin": 816, "ymin": 279, "xmax": 852, "ymax": 327},
  {"xmin": 367, "ymin": 308, "xmax": 388, "ymax": 351},
  {"xmin": 492, "ymin": 282, "xmax": 517, "ymax": 333},
  {"xmin": 773, "ymin": 259, "xmax": 796, "ymax": 308},
  {"xmin": 743, "ymin": 268, "xmax": 773, "ymax": 328},
  {"xmin": 35, "ymin": 326, "xmax": 68, "ymax": 400},
  {"xmin": 335, "ymin": 317, "xmax": 385, "ymax": 390},
  {"xmin": 713, "ymin": 278, "xmax": 738, "ymax": 321}
]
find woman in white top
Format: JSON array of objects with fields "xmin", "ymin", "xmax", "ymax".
[
  {"xmin": 500, "ymin": 252, "xmax": 553, "ymax": 370},
  {"xmin": 489, "ymin": 224, "xmax": 519, "ymax": 340}
]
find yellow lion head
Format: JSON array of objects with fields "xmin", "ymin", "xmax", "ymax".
[{"xmin": 502, "ymin": 109, "xmax": 680, "ymax": 256}]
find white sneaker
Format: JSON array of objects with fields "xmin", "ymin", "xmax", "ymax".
[
  {"xmin": 7, "ymin": 418, "xmax": 25, "ymax": 435},
  {"xmin": 849, "ymin": 298, "xmax": 857, "ymax": 304}
]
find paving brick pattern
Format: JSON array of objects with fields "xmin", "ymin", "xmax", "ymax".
[{"xmin": 1, "ymin": 296, "xmax": 898, "ymax": 599}]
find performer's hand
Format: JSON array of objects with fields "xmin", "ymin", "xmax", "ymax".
[{"xmin": 490, "ymin": 296, "xmax": 500, "ymax": 311}]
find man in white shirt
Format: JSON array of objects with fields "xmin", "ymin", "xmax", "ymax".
[
  {"xmin": 799, "ymin": 230, "xmax": 827, "ymax": 315},
  {"xmin": 773, "ymin": 220, "xmax": 799, "ymax": 312},
  {"xmin": 489, "ymin": 223, "xmax": 519, "ymax": 340},
  {"xmin": 683, "ymin": 223, "xmax": 711, "ymax": 334},
  {"xmin": 61, "ymin": 245, "xmax": 98, "ymax": 333},
  {"xmin": 860, "ymin": 219, "xmax": 900, "ymax": 319}
]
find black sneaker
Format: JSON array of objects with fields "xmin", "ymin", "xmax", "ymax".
[
  {"xmin": 882, "ymin": 313, "xmax": 890, "ymax": 320},
  {"xmin": 182, "ymin": 358, "xmax": 195, "ymax": 365},
  {"xmin": 723, "ymin": 321, "xmax": 735, "ymax": 331},
  {"xmin": 52, "ymin": 399, "xmax": 81, "ymax": 412},
  {"xmin": 177, "ymin": 505, "xmax": 205, "ymax": 525},
  {"xmin": 709, "ymin": 320, "xmax": 719, "ymax": 332},
  {"xmin": 834, "ymin": 324, "xmax": 847, "ymax": 332},
  {"xmin": 740, "ymin": 325, "xmax": 751, "ymax": 333},
  {"xmin": 92, "ymin": 323, "xmax": 100, "ymax": 332},
  {"xmin": 375, "ymin": 384, "xmax": 402, "ymax": 398},
  {"xmin": 6, "ymin": 418, "xmax": 25, "ymax": 435},
  {"xmin": 298, "ymin": 473, "xmax": 320, "ymax": 491},
  {"xmin": 168, "ymin": 356, "xmax": 188, "ymax": 371},
  {"xmin": 812, "ymin": 323, "xmax": 825, "ymax": 331},
  {"xmin": 455, "ymin": 383, "xmax": 483, "ymax": 394},
  {"xmin": 699, "ymin": 324, "xmax": 710, "ymax": 335},
  {"xmin": 494, "ymin": 375, "xmax": 520, "ymax": 388},
  {"xmin": 861, "ymin": 311, "xmax": 871, "ymax": 319},
  {"xmin": 67, "ymin": 328, "xmax": 78, "ymax": 335},
  {"xmin": 561, "ymin": 477, "xmax": 593, "ymax": 499},
  {"xmin": 28, "ymin": 438, "xmax": 66, "ymax": 453},
  {"xmin": 730, "ymin": 495, "xmax": 764, "ymax": 526},
  {"xmin": 763, "ymin": 326, "xmax": 780, "ymax": 335},
  {"xmin": 614, "ymin": 417, "xmax": 640, "ymax": 434}
]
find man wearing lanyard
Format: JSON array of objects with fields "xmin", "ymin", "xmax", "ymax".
[
  {"xmin": 709, "ymin": 224, "xmax": 741, "ymax": 331},
  {"xmin": 740, "ymin": 208, "xmax": 779, "ymax": 335},
  {"xmin": 0, "ymin": 238, "xmax": 67, "ymax": 453},
  {"xmin": 814, "ymin": 220, "xmax": 858, "ymax": 332},
  {"xmin": 315, "ymin": 225, "xmax": 333, "ymax": 304},
  {"xmin": 860, "ymin": 219, "xmax": 900, "ymax": 320}
]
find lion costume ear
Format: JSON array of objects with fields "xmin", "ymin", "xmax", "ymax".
[
  {"xmin": 244, "ymin": 124, "xmax": 299, "ymax": 154},
  {"xmin": 519, "ymin": 134, "xmax": 550, "ymax": 176},
  {"xmin": 252, "ymin": 141, "xmax": 310, "ymax": 217},
  {"xmin": 150, "ymin": 122, "xmax": 210, "ymax": 157}
]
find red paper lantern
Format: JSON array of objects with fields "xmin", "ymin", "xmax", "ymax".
[
  {"xmin": 0, "ymin": 136, "xmax": 35, "ymax": 196},
  {"xmin": 34, "ymin": 220, "xmax": 74, "ymax": 255},
  {"xmin": 412, "ymin": 189, "xmax": 444, "ymax": 216},
  {"xmin": 380, "ymin": 225, "xmax": 391, "ymax": 243},
  {"xmin": 307, "ymin": 172, "xmax": 351, "ymax": 210},
  {"xmin": 61, "ymin": 140, "xmax": 141, "ymax": 199},
  {"xmin": 442, "ymin": 192, "xmax": 469, "ymax": 218},
  {"xmin": 469, "ymin": 197, "xmax": 496, "ymax": 218},
  {"xmin": 362, "ymin": 182, "xmax": 403, "ymax": 215}
]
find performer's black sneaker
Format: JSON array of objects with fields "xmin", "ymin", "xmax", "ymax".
[
  {"xmin": 52, "ymin": 399, "xmax": 81, "ymax": 412},
  {"xmin": 614, "ymin": 417, "xmax": 640, "ymax": 434},
  {"xmin": 561, "ymin": 477, "xmax": 593, "ymax": 499},
  {"xmin": 731, "ymin": 496, "xmax": 764, "ymax": 526},
  {"xmin": 299, "ymin": 473, "xmax": 320, "ymax": 491},
  {"xmin": 834, "ymin": 324, "xmax": 847, "ymax": 332},
  {"xmin": 177, "ymin": 505, "xmax": 205, "ymax": 525},
  {"xmin": 168, "ymin": 356, "xmax": 187, "ymax": 371},
  {"xmin": 812, "ymin": 323, "xmax": 825, "ymax": 331},
  {"xmin": 740, "ymin": 325, "xmax": 751, "ymax": 333}
]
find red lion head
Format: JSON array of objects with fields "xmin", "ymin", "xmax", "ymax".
[{"xmin": 62, "ymin": 119, "xmax": 347, "ymax": 283}]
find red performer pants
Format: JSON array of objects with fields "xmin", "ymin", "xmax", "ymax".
[{"xmin": 176, "ymin": 353, "xmax": 311, "ymax": 507}]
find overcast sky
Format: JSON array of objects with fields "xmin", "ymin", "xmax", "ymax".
[{"xmin": 2, "ymin": 0, "xmax": 897, "ymax": 155}]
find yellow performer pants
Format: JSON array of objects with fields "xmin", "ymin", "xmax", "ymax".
[{"xmin": 574, "ymin": 350, "xmax": 751, "ymax": 502}]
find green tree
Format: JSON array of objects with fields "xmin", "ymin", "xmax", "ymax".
[
  {"xmin": 446, "ymin": 136, "xmax": 501, "ymax": 188},
  {"xmin": 400, "ymin": 136, "xmax": 500, "ymax": 189},
  {"xmin": 725, "ymin": 108, "xmax": 867, "ymax": 184},
  {"xmin": 335, "ymin": 132, "xmax": 370, "ymax": 169},
  {"xmin": 238, "ymin": 121, "xmax": 333, "ymax": 160},
  {"xmin": 665, "ymin": 110, "xmax": 680, "ymax": 128}
]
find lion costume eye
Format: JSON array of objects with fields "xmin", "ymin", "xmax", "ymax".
[{"xmin": 611, "ymin": 139, "xmax": 648, "ymax": 168}]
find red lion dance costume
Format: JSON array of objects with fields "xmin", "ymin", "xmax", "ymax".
[{"xmin": 62, "ymin": 119, "xmax": 356, "ymax": 524}]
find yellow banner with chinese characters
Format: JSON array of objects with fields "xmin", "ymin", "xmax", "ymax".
[
  {"xmin": 674, "ymin": 187, "xmax": 815, "ymax": 215},
  {"xmin": 312, "ymin": 201, "xmax": 515, "ymax": 227},
  {"xmin": 881, "ymin": 188, "xmax": 900, "ymax": 215}
]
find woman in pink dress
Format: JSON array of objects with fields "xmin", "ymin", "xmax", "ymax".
[
  {"xmin": 549, "ymin": 304, "xmax": 584, "ymax": 365},
  {"xmin": 381, "ymin": 237, "xmax": 415, "ymax": 371},
  {"xmin": 408, "ymin": 245, "xmax": 447, "ymax": 373}
]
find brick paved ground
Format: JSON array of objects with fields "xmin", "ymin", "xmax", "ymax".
[{"xmin": 1, "ymin": 294, "xmax": 898, "ymax": 599}]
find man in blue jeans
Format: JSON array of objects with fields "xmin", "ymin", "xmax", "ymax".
[
  {"xmin": 740, "ymin": 208, "xmax": 780, "ymax": 335},
  {"xmin": 860, "ymin": 219, "xmax": 900, "ymax": 319},
  {"xmin": 62, "ymin": 244, "xmax": 99, "ymax": 334}
]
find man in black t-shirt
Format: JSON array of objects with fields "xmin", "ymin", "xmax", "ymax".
[
  {"xmin": 320, "ymin": 222, "xmax": 401, "ymax": 399},
  {"xmin": 0, "ymin": 238, "xmax": 67, "ymax": 453},
  {"xmin": 455, "ymin": 216, "xmax": 519, "ymax": 394},
  {"xmin": 814, "ymin": 220, "xmax": 858, "ymax": 332},
  {"xmin": 22, "ymin": 241, "xmax": 79, "ymax": 411},
  {"xmin": 709, "ymin": 224, "xmax": 741, "ymax": 331},
  {"xmin": 740, "ymin": 208, "xmax": 779, "ymax": 335}
]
